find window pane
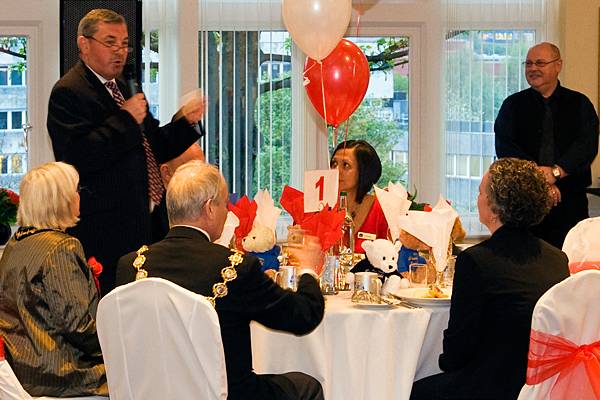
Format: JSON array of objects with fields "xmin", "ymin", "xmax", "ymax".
[
  {"xmin": 444, "ymin": 30, "xmax": 535, "ymax": 235},
  {"xmin": 10, "ymin": 69, "xmax": 22, "ymax": 85},
  {"xmin": 200, "ymin": 30, "xmax": 292, "ymax": 202},
  {"xmin": 345, "ymin": 36, "xmax": 410, "ymax": 187},
  {"xmin": 11, "ymin": 154, "xmax": 22, "ymax": 173},
  {"xmin": 141, "ymin": 30, "xmax": 159, "ymax": 119},
  {"xmin": 0, "ymin": 36, "xmax": 29, "ymax": 191},
  {"xmin": 11, "ymin": 111, "xmax": 22, "ymax": 130}
]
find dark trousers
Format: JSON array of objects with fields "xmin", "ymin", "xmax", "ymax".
[
  {"xmin": 530, "ymin": 191, "xmax": 588, "ymax": 249},
  {"xmin": 410, "ymin": 372, "xmax": 503, "ymax": 400},
  {"xmin": 230, "ymin": 372, "xmax": 324, "ymax": 400}
]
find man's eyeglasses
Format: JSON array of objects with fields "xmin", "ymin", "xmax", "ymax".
[
  {"xmin": 523, "ymin": 58, "xmax": 560, "ymax": 68},
  {"xmin": 85, "ymin": 36, "xmax": 133, "ymax": 53}
]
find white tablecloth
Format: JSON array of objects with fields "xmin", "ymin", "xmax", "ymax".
[{"xmin": 251, "ymin": 291, "xmax": 450, "ymax": 400}]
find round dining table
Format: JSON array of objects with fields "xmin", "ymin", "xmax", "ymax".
[{"xmin": 251, "ymin": 290, "xmax": 450, "ymax": 400}]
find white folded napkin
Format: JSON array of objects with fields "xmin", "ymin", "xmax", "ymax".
[
  {"xmin": 253, "ymin": 189, "xmax": 282, "ymax": 232},
  {"xmin": 397, "ymin": 195, "xmax": 458, "ymax": 272},
  {"xmin": 374, "ymin": 182, "xmax": 412, "ymax": 241},
  {"xmin": 214, "ymin": 211, "xmax": 240, "ymax": 247}
]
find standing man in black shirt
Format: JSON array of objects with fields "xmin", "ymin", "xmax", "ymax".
[{"xmin": 495, "ymin": 42, "xmax": 599, "ymax": 248}]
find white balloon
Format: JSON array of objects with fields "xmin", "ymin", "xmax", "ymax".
[{"xmin": 282, "ymin": 0, "xmax": 352, "ymax": 61}]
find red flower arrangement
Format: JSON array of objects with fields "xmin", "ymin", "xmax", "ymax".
[{"xmin": 0, "ymin": 188, "xmax": 19, "ymax": 226}]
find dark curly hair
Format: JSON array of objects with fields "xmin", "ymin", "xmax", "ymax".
[
  {"xmin": 330, "ymin": 140, "xmax": 382, "ymax": 203},
  {"xmin": 486, "ymin": 158, "xmax": 552, "ymax": 228}
]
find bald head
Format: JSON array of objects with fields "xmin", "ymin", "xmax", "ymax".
[
  {"xmin": 159, "ymin": 143, "xmax": 205, "ymax": 187},
  {"xmin": 525, "ymin": 42, "xmax": 562, "ymax": 98}
]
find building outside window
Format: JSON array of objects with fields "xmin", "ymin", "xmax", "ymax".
[
  {"xmin": 0, "ymin": 36, "xmax": 28, "ymax": 191},
  {"xmin": 444, "ymin": 30, "xmax": 535, "ymax": 235}
]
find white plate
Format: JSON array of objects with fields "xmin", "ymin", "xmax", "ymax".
[{"xmin": 391, "ymin": 287, "xmax": 452, "ymax": 307}]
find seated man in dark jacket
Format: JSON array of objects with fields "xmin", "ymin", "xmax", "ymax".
[{"xmin": 116, "ymin": 160, "xmax": 325, "ymax": 400}]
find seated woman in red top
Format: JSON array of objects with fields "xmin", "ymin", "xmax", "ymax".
[{"xmin": 330, "ymin": 140, "xmax": 388, "ymax": 253}]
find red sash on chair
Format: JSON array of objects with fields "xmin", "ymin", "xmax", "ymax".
[
  {"xmin": 526, "ymin": 329, "xmax": 600, "ymax": 399},
  {"xmin": 0, "ymin": 336, "xmax": 4, "ymax": 360},
  {"xmin": 569, "ymin": 261, "xmax": 600, "ymax": 275}
]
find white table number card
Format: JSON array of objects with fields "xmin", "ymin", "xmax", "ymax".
[{"xmin": 304, "ymin": 169, "xmax": 339, "ymax": 213}]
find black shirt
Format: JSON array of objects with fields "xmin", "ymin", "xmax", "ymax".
[{"xmin": 494, "ymin": 82, "xmax": 599, "ymax": 194}]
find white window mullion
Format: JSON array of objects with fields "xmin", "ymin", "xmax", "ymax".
[
  {"xmin": 244, "ymin": 32, "xmax": 249, "ymax": 195},
  {"xmin": 256, "ymin": 30, "xmax": 261, "ymax": 190},
  {"xmin": 232, "ymin": 31, "xmax": 237, "ymax": 194}
]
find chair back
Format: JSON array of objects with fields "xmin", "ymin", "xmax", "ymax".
[
  {"xmin": 517, "ymin": 270, "xmax": 600, "ymax": 400},
  {"xmin": 562, "ymin": 217, "xmax": 600, "ymax": 273},
  {"xmin": 96, "ymin": 278, "xmax": 227, "ymax": 400},
  {"xmin": 0, "ymin": 336, "xmax": 33, "ymax": 400}
]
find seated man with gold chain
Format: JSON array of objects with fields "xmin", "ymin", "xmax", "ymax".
[{"xmin": 115, "ymin": 160, "xmax": 325, "ymax": 400}]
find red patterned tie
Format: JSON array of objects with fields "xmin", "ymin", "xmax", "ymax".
[{"xmin": 105, "ymin": 81, "xmax": 164, "ymax": 204}]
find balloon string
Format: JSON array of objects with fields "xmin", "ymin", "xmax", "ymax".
[
  {"xmin": 333, "ymin": 126, "xmax": 338, "ymax": 149},
  {"xmin": 319, "ymin": 61, "xmax": 329, "ymax": 146},
  {"xmin": 304, "ymin": 60, "xmax": 318, "ymax": 75},
  {"xmin": 344, "ymin": 119, "xmax": 350, "ymax": 144}
]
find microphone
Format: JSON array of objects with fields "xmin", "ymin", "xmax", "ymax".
[
  {"xmin": 123, "ymin": 64, "xmax": 141, "ymax": 96},
  {"xmin": 122, "ymin": 64, "xmax": 146, "ymax": 128}
]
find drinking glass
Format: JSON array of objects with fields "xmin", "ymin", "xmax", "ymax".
[
  {"xmin": 443, "ymin": 255, "xmax": 456, "ymax": 287},
  {"xmin": 409, "ymin": 263, "xmax": 428, "ymax": 288}
]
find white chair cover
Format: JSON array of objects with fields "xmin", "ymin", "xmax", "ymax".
[
  {"xmin": 0, "ymin": 359, "xmax": 32, "ymax": 400},
  {"xmin": 517, "ymin": 270, "xmax": 600, "ymax": 399},
  {"xmin": 562, "ymin": 217, "xmax": 600, "ymax": 273},
  {"xmin": 96, "ymin": 278, "xmax": 227, "ymax": 400}
]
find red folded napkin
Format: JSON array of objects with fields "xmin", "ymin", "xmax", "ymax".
[
  {"xmin": 300, "ymin": 207, "xmax": 345, "ymax": 252},
  {"xmin": 280, "ymin": 185, "xmax": 306, "ymax": 225},
  {"xmin": 228, "ymin": 196, "xmax": 257, "ymax": 249}
]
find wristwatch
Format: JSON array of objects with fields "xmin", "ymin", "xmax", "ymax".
[{"xmin": 551, "ymin": 165, "xmax": 561, "ymax": 181}]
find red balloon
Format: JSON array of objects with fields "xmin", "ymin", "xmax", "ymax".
[{"xmin": 304, "ymin": 39, "xmax": 370, "ymax": 128}]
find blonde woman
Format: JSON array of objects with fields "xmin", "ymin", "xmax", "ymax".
[{"xmin": 0, "ymin": 162, "xmax": 107, "ymax": 397}]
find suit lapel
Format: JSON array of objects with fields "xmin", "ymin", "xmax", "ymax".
[{"xmin": 75, "ymin": 61, "xmax": 122, "ymax": 111}]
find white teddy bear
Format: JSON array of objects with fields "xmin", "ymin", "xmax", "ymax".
[{"xmin": 350, "ymin": 239, "xmax": 409, "ymax": 292}]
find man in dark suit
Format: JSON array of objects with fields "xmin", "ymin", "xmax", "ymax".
[
  {"xmin": 116, "ymin": 161, "xmax": 325, "ymax": 400},
  {"xmin": 152, "ymin": 142, "xmax": 205, "ymax": 242},
  {"xmin": 47, "ymin": 9, "xmax": 203, "ymax": 295},
  {"xmin": 495, "ymin": 42, "xmax": 599, "ymax": 248}
]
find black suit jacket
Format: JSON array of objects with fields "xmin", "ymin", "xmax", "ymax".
[
  {"xmin": 47, "ymin": 61, "xmax": 200, "ymax": 294},
  {"xmin": 150, "ymin": 197, "xmax": 169, "ymax": 243},
  {"xmin": 116, "ymin": 226, "xmax": 325, "ymax": 400},
  {"xmin": 437, "ymin": 225, "xmax": 569, "ymax": 399}
]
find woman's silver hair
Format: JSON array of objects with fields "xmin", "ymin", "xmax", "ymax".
[
  {"xmin": 17, "ymin": 162, "xmax": 79, "ymax": 230},
  {"xmin": 77, "ymin": 9, "xmax": 126, "ymax": 37},
  {"xmin": 487, "ymin": 158, "xmax": 552, "ymax": 228},
  {"xmin": 166, "ymin": 161, "xmax": 227, "ymax": 225}
]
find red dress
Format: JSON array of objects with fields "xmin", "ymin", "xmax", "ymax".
[{"xmin": 353, "ymin": 197, "xmax": 389, "ymax": 253}]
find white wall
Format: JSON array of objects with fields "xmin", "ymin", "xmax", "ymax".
[{"xmin": 561, "ymin": 1, "xmax": 600, "ymax": 214}]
